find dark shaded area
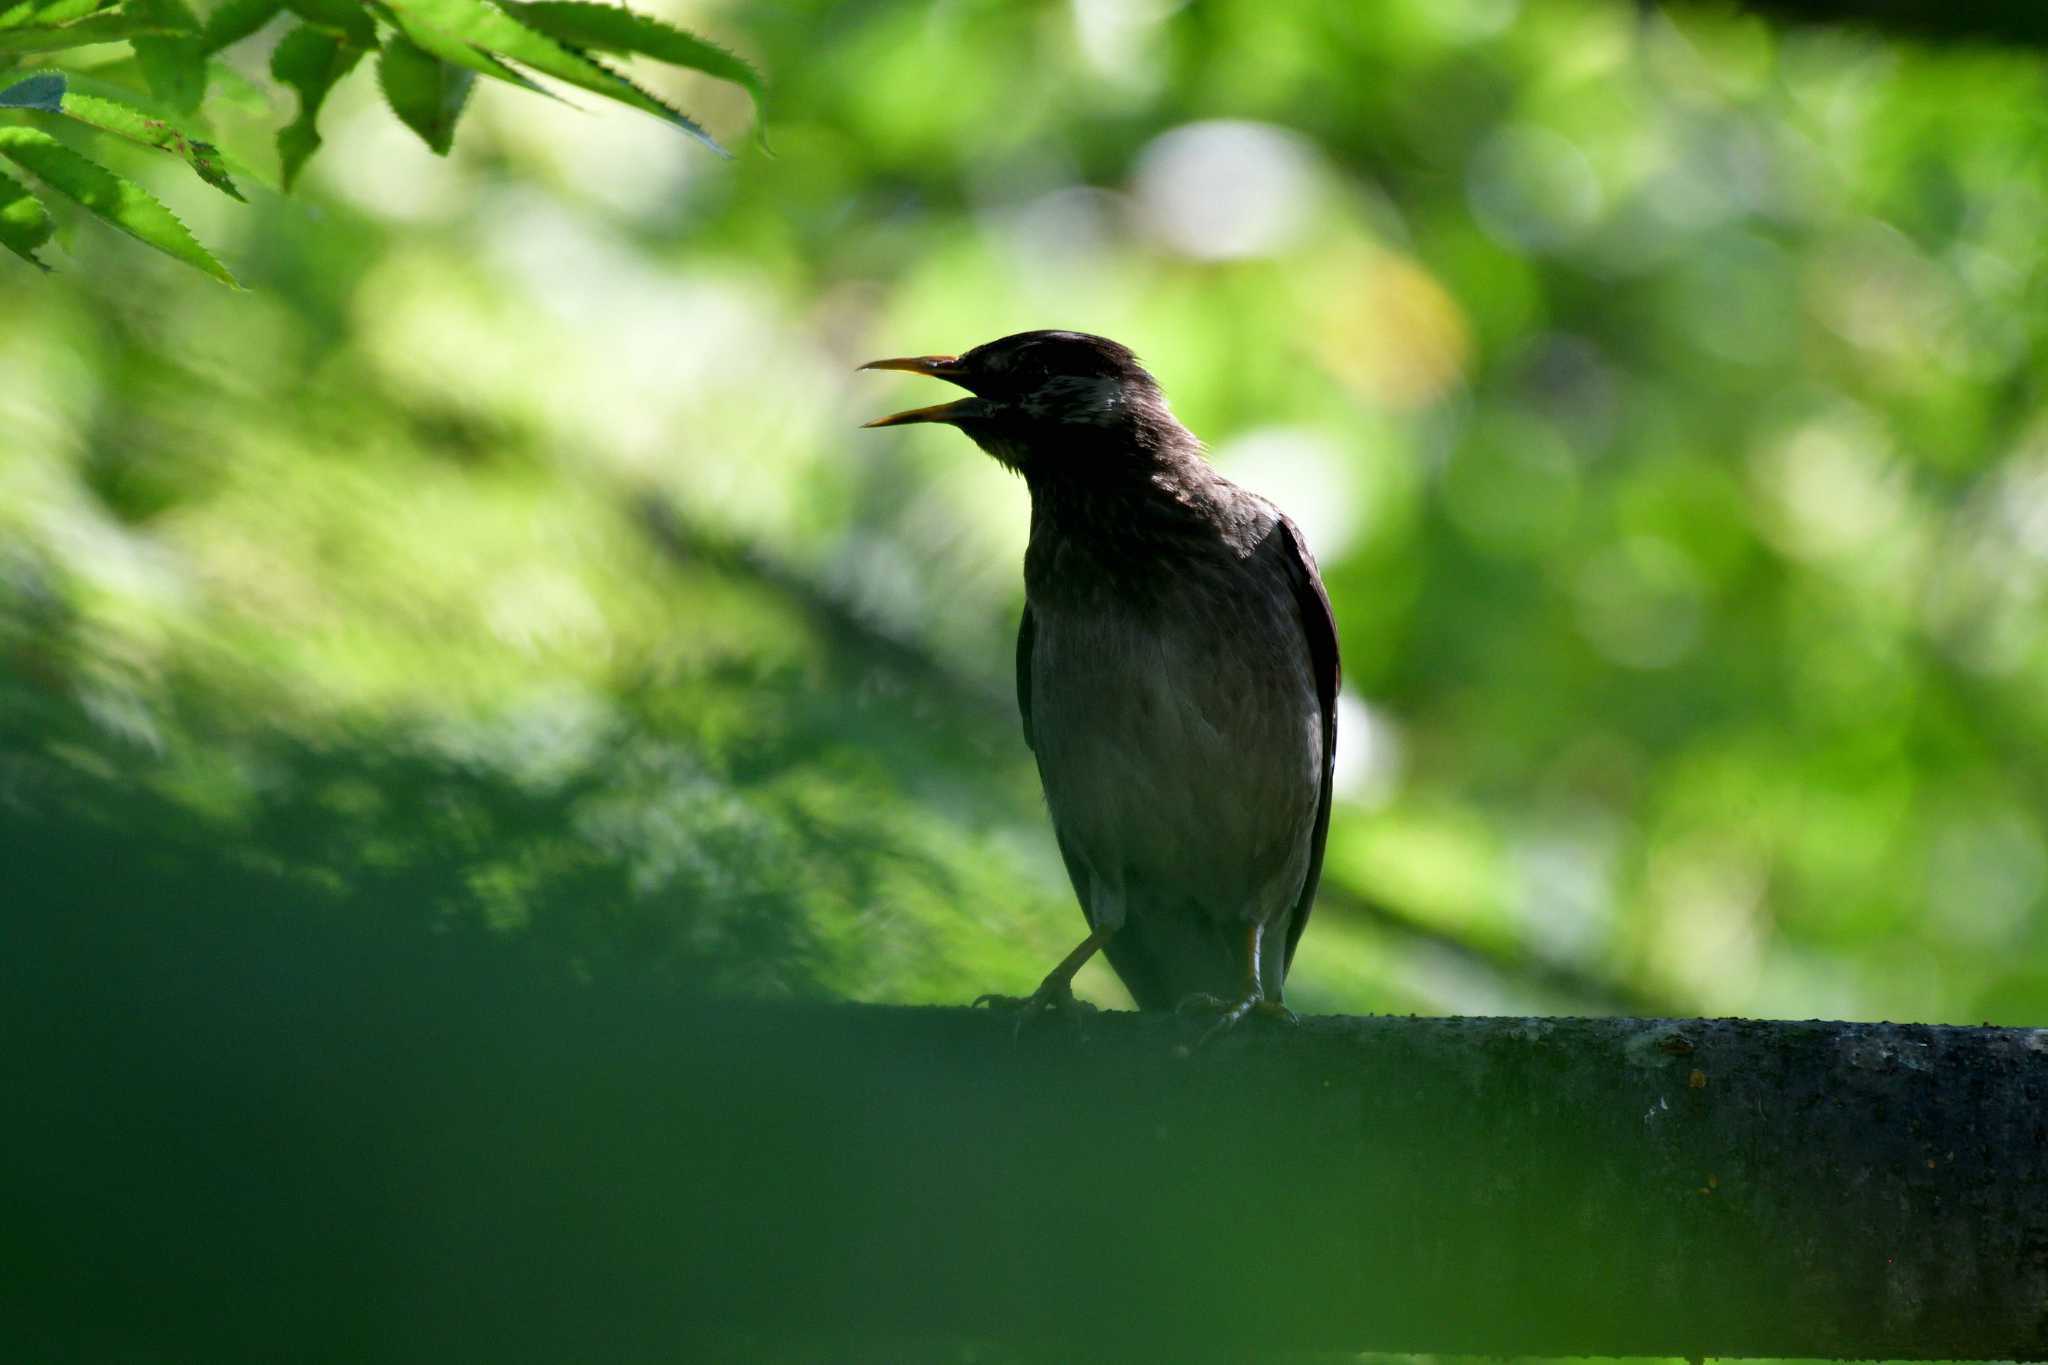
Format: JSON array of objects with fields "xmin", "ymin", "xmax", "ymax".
[
  {"xmin": 0, "ymin": 671, "xmax": 834, "ymax": 1000},
  {"xmin": 1734, "ymin": 0, "xmax": 2048, "ymax": 47},
  {"xmin": 0, "ymin": 516, "xmax": 1052, "ymax": 1012},
  {"xmin": 7, "ymin": 874, "xmax": 2045, "ymax": 1362}
]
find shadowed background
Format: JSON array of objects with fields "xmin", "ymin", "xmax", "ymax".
[{"xmin": 6, "ymin": 2, "xmax": 2048, "ymax": 1066}]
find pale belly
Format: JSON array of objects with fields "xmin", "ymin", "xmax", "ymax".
[{"xmin": 1026, "ymin": 577, "xmax": 1322, "ymax": 934}]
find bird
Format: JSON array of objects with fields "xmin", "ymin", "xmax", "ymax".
[{"xmin": 860, "ymin": 330, "xmax": 1339, "ymax": 1030}]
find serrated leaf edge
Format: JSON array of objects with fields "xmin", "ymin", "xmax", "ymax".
[{"xmin": 0, "ymin": 123, "xmax": 237, "ymax": 284}]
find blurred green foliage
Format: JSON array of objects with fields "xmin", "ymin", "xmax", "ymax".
[{"xmin": 5, "ymin": 0, "xmax": 2048, "ymax": 1028}]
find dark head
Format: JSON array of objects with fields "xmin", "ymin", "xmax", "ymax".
[{"xmin": 859, "ymin": 330, "xmax": 1184, "ymax": 476}]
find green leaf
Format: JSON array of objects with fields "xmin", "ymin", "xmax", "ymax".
[
  {"xmin": 361, "ymin": 0, "xmax": 552, "ymax": 99},
  {"xmin": 134, "ymin": 39, "xmax": 203, "ymax": 108},
  {"xmin": 269, "ymin": 20, "xmax": 362, "ymax": 189},
  {"xmin": 8, "ymin": 66, "xmax": 245, "ymax": 197},
  {"xmin": 0, "ymin": 162, "xmax": 53, "ymax": 268},
  {"xmin": 374, "ymin": 0, "xmax": 724, "ymax": 154},
  {"xmin": 498, "ymin": 2, "xmax": 760, "ymax": 117},
  {"xmin": 0, "ymin": 7, "xmax": 186, "ymax": 53},
  {"xmin": 71, "ymin": 58, "xmax": 280, "ymax": 189},
  {"xmin": 280, "ymin": 0, "xmax": 368, "ymax": 44},
  {"xmin": 376, "ymin": 30, "xmax": 470, "ymax": 155},
  {"xmin": 121, "ymin": 0, "xmax": 186, "ymax": 31},
  {"xmin": 0, "ymin": 68, "xmax": 62, "ymax": 105},
  {"xmin": 0, "ymin": 124, "xmax": 234, "ymax": 282},
  {"xmin": 125, "ymin": 0, "xmax": 196, "ymax": 34},
  {"xmin": 128, "ymin": 0, "xmax": 203, "ymax": 108},
  {"xmin": 195, "ymin": 0, "xmax": 278, "ymax": 53},
  {"xmin": 0, "ymin": 0, "xmax": 114, "ymax": 31},
  {"xmin": 59, "ymin": 88, "xmax": 242, "ymax": 197}
]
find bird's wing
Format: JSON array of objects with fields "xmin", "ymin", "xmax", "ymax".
[
  {"xmin": 1015, "ymin": 604, "xmax": 1036, "ymax": 752},
  {"xmin": 1277, "ymin": 514, "xmax": 1340, "ymax": 972},
  {"xmin": 1018, "ymin": 602, "xmax": 1132, "ymax": 969}
]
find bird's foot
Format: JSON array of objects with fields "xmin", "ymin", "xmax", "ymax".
[
  {"xmin": 1173, "ymin": 992, "xmax": 1297, "ymax": 1051},
  {"xmin": 973, "ymin": 979, "xmax": 1096, "ymax": 1037}
]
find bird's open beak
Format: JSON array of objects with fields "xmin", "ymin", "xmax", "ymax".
[
  {"xmin": 859, "ymin": 354, "xmax": 981, "ymax": 428},
  {"xmin": 860, "ymin": 354, "xmax": 967, "ymax": 379}
]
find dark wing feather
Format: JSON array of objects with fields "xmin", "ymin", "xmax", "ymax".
[
  {"xmin": 1015, "ymin": 605, "xmax": 1035, "ymax": 752},
  {"xmin": 1277, "ymin": 515, "xmax": 1340, "ymax": 972}
]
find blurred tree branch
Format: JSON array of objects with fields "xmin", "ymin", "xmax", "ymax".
[
  {"xmin": 1318, "ymin": 882, "xmax": 1663, "ymax": 1014},
  {"xmin": 632, "ymin": 489, "xmax": 1007, "ymax": 718}
]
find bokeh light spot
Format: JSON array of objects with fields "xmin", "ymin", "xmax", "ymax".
[{"xmin": 1133, "ymin": 120, "xmax": 1321, "ymax": 261}]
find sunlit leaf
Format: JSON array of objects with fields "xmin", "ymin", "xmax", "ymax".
[
  {"xmin": 59, "ymin": 88, "xmax": 243, "ymax": 198},
  {"xmin": 0, "ymin": 0, "xmax": 112, "ymax": 30},
  {"xmin": 0, "ymin": 6, "xmax": 185, "ymax": 52},
  {"xmin": 0, "ymin": 124, "xmax": 233, "ymax": 281},
  {"xmin": 376, "ymin": 29, "xmax": 471, "ymax": 155},
  {"xmin": 361, "ymin": 8, "xmax": 545, "ymax": 97},
  {"xmin": 0, "ymin": 160, "xmax": 53, "ymax": 268},
  {"xmin": 374, "ymin": 0, "xmax": 724, "ymax": 153},
  {"xmin": 270, "ymin": 20, "xmax": 363, "ymax": 189},
  {"xmin": 52, "ymin": 61, "xmax": 274, "ymax": 188},
  {"xmin": 497, "ymin": 1, "xmax": 762, "ymax": 116}
]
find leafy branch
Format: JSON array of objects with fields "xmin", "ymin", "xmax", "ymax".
[{"xmin": 0, "ymin": 0, "xmax": 760, "ymax": 282}]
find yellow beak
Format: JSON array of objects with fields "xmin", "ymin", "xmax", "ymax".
[
  {"xmin": 858, "ymin": 354, "xmax": 979, "ymax": 427},
  {"xmin": 859, "ymin": 354, "xmax": 966, "ymax": 378}
]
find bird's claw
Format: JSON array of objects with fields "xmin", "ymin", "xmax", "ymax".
[
  {"xmin": 973, "ymin": 982, "xmax": 1094, "ymax": 1038},
  {"xmin": 1173, "ymin": 992, "xmax": 1297, "ymax": 1051}
]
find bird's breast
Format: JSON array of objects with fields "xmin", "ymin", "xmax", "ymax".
[{"xmin": 1023, "ymin": 546, "xmax": 1322, "ymax": 925}]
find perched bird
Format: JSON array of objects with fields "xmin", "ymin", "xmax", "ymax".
[{"xmin": 861, "ymin": 330, "xmax": 1339, "ymax": 1027}]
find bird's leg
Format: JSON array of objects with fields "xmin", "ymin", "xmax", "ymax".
[
  {"xmin": 974, "ymin": 926, "xmax": 1110, "ymax": 1021},
  {"xmin": 1175, "ymin": 922, "xmax": 1297, "ymax": 1046}
]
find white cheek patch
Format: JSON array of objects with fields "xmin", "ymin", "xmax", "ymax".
[{"xmin": 1022, "ymin": 375, "xmax": 1125, "ymax": 425}]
